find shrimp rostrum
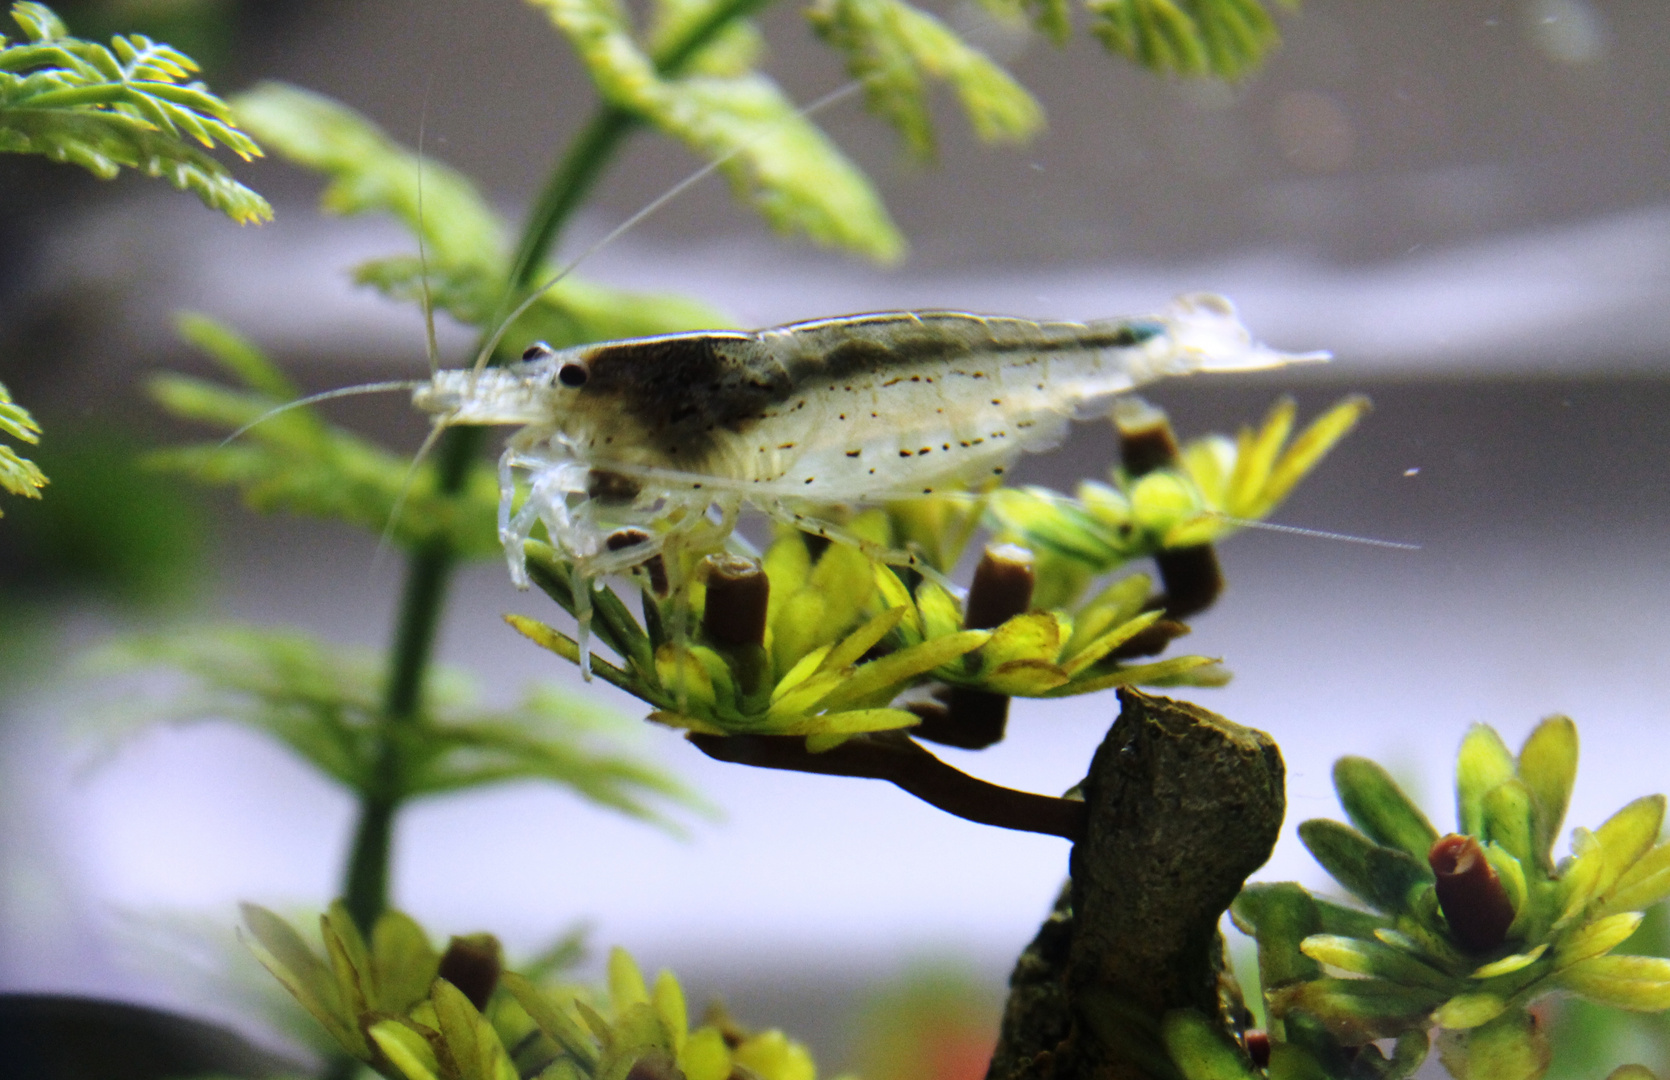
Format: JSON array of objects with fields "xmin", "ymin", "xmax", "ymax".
[{"xmin": 412, "ymin": 292, "xmax": 1325, "ymax": 669}]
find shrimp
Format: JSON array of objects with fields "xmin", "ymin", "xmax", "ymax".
[{"xmin": 411, "ymin": 291, "xmax": 1328, "ymax": 673}]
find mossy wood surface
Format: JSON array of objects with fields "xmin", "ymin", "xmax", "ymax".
[{"xmin": 990, "ymin": 689, "xmax": 1286, "ymax": 1080}]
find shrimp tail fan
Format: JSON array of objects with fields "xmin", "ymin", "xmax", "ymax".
[{"xmin": 1165, "ymin": 292, "xmax": 1331, "ymax": 373}]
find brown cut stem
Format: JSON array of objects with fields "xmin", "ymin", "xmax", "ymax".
[{"xmin": 687, "ymin": 731, "xmax": 1086, "ymax": 840}]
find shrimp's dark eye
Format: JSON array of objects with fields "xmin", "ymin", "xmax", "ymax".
[
  {"xmin": 522, "ymin": 342, "xmax": 555, "ymax": 361},
  {"xmin": 558, "ymin": 363, "xmax": 589, "ymax": 388}
]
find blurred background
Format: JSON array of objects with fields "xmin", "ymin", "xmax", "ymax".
[{"xmin": 2, "ymin": 0, "xmax": 1669, "ymax": 1074}]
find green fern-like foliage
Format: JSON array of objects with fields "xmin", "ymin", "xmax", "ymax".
[
  {"xmin": 1085, "ymin": 0, "xmax": 1296, "ymax": 79},
  {"xmin": 807, "ymin": 0, "xmax": 1043, "ymax": 160},
  {"xmin": 528, "ymin": 0, "xmax": 910, "ymax": 262},
  {"xmin": 148, "ymin": 313, "xmax": 506, "ymax": 557},
  {"xmin": 99, "ymin": 625, "xmax": 705, "ymax": 827},
  {"xmin": 0, "ymin": 0, "xmax": 270, "ymax": 222},
  {"xmin": 232, "ymin": 81, "xmax": 731, "ymax": 351},
  {"xmin": 0, "ymin": 379, "xmax": 46, "ymax": 514}
]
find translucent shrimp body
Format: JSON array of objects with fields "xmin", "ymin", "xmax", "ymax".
[{"xmin": 412, "ymin": 292, "xmax": 1325, "ymax": 670}]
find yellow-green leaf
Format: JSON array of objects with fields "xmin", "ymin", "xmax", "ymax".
[
  {"xmin": 1060, "ymin": 610, "xmax": 1163, "ymax": 678},
  {"xmin": 1299, "ymin": 934, "xmax": 1451, "ymax": 990},
  {"xmin": 1129, "ymin": 470, "xmax": 1201, "ymax": 536},
  {"xmin": 732, "ymin": 1029, "xmax": 816, "ymax": 1080},
  {"xmin": 871, "ymin": 565, "xmax": 923, "ymax": 642},
  {"xmin": 1333, "ymin": 756, "xmax": 1440, "ymax": 862},
  {"xmin": 789, "ymin": 707, "xmax": 921, "ymax": 736},
  {"xmin": 235, "ymin": 82, "xmax": 497, "ymax": 273},
  {"xmin": 1434, "ymin": 992, "xmax": 1509, "ymax": 1030},
  {"xmin": 432, "ymin": 976, "xmax": 512, "ymax": 1080},
  {"xmin": 609, "ymin": 946, "xmax": 650, "ymax": 1011},
  {"xmin": 1258, "ymin": 396, "xmax": 1369, "ymax": 514},
  {"xmin": 371, "ymin": 911, "xmax": 440, "ymax": 1014},
  {"xmin": 680, "ymin": 1025, "xmax": 733, "ymax": 1080},
  {"xmin": 370, "ymin": 1020, "xmax": 443, "ymax": 1080},
  {"xmin": 982, "ymin": 658, "xmax": 1071, "ymax": 695},
  {"xmin": 1555, "ymin": 913, "xmax": 1644, "ymax": 969},
  {"xmin": 1516, "ymin": 714, "xmax": 1578, "ymax": 867},
  {"xmin": 915, "ymin": 580, "xmax": 964, "ymax": 641},
  {"xmin": 1470, "ymin": 944, "xmax": 1546, "ymax": 979},
  {"xmin": 1559, "ymin": 955, "xmax": 1670, "ymax": 1011},
  {"xmin": 1482, "ymin": 779, "xmax": 1537, "ymax": 869},
  {"xmin": 321, "ymin": 904, "xmax": 374, "ymax": 1033},
  {"xmin": 654, "ymin": 645, "xmax": 718, "ymax": 710},
  {"xmin": 766, "ymin": 670, "xmax": 849, "ymax": 724},
  {"xmin": 1048, "ymin": 654, "xmax": 1219, "ymax": 696},
  {"xmin": 818, "ymin": 606, "xmax": 908, "ymax": 674},
  {"xmin": 502, "ymin": 972, "xmax": 600, "ymax": 1069},
  {"xmin": 1161, "ymin": 1007, "xmax": 1261, "ymax": 1080},
  {"xmin": 1594, "ymin": 796, "xmax": 1667, "ymax": 894},
  {"xmin": 504, "ymin": 615, "xmax": 643, "ymax": 699},
  {"xmin": 240, "ymin": 904, "xmax": 359, "ymax": 1053},
  {"xmin": 976, "ymin": 611, "xmax": 1063, "ymax": 671},
  {"xmin": 814, "ymin": 629, "xmax": 990, "ymax": 712},
  {"xmin": 652, "ymin": 969, "xmax": 688, "ymax": 1055},
  {"xmin": 1604, "ymin": 843, "xmax": 1670, "ymax": 915},
  {"xmin": 1456, "ymin": 724, "xmax": 1516, "ymax": 838}
]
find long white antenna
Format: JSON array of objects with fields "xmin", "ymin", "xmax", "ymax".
[
  {"xmin": 217, "ymin": 382, "xmax": 426, "ymax": 449},
  {"xmin": 1205, "ymin": 513, "xmax": 1421, "ymax": 551},
  {"xmin": 416, "ymin": 87, "xmax": 441, "ymax": 377},
  {"xmin": 471, "ymin": 80, "xmax": 867, "ymax": 373},
  {"xmin": 373, "ymin": 418, "xmax": 453, "ymax": 571}
]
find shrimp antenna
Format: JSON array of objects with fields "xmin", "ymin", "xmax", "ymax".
[
  {"xmin": 373, "ymin": 416, "xmax": 452, "ymax": 571},
  {"xmin": 470, "ymin": 80, "xmax": 867, "ymax": 374},
  {"xmin": 1203, "ymin": 513, "xmax": 1421, "ymax": 551},
  {"xmin": 415, "ymin": 82, "xmax": 441, "ymax": 377},
  {"xmin": 217, "ymin": 381, "xmax": 427, "ymax": 449}
]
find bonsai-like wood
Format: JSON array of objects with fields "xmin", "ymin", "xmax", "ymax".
[
  {"xmin": 687, "ymin": 730, "xmax": 1088, "ymax": 840},
  {"xmin": 988, "ymin": 688, "xmax": 1286, "ymax": 1080}
]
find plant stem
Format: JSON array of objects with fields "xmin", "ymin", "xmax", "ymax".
[
  {"xmin": 507, "ymin": 107, "xmax": 637, "ymax": 299},
  {"xmin": 336, "ymin": 0, "xmax": 784, "ymax": 933},
  {"xmin": 342, "ymin": 540, "xmax": 457, "ymax": 932}
]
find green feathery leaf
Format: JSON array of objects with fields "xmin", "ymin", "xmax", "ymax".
[
  {"xmin": 234, "ymin": 81, "xmax": 501, "ymax": 282},
  {"xmin": 648, "ymin": 0, "xmax": 765, "ymax": 75},
  {"xmin": 233, "ymin": 81, "xmax": 730, "ymax": 345},
  {"xmin": 0, "ymin": 1, "xmax": 270, "ymax": 222},
  {"xmin": 1085, "ymin": 0, "xmax": 1289, "ymax": 80},
  {"xmin": 149, "ymin": 313, "xmax": 503, "ymax": 557},
  {"xmin": 96, "ymin": 624, "xmax": 704, "ymax": 827},
  {"xmin": 806, "ymin": 0, "xmax": 1043, "ymax": 159},
  {"xmin": 0, "ymin": 379, "xmax": 46, "ymax": 513},
  {"xmin": 528, "ymin": 0, "xmax": 905, "ymax": 262}
]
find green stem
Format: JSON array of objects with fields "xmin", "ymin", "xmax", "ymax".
[
  {"xmin": 341, "ymin": 794, "xmax": 397, "ymax": 934},
  {"xmin": 336, "ymin": 0, "xmax": 783, "ymax": 934},
  {"xmin": 341, "ymin": 540, "xmax": 458, "ymax": 932},
  {"xmin": 504, "ymin": 0, "xmax": 776, "ymax": 298},
  {"xmin": 507, "ymin": 106, "xmax": 639, "ymax": 297}
]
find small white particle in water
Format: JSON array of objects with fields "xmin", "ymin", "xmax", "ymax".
[
  {"xmin": 1403, "ymin": 467, "xmax": 1421, "ymax": 477},
  {"xmin": 1524, "ymin": 0, "xmax": 1605, "ymax": 64}
]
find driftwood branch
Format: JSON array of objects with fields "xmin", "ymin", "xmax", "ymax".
[
  {"xmin": 687, "ymin": 731, "xmax": 1088, "ymax": 840},
  {"xmin": 987, "ymin": 688, "xmax": 1286, "ymax": 1080}
]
